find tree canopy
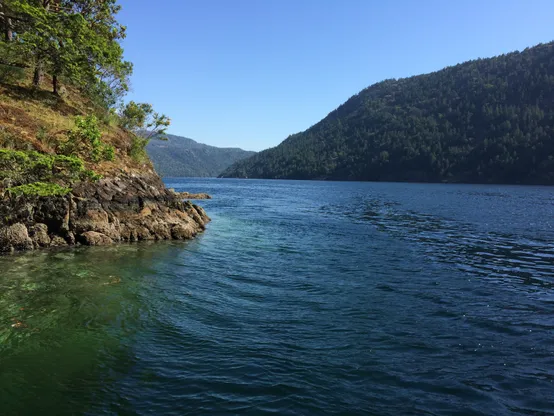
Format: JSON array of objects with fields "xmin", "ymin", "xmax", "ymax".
[
  {"xmin": 0, "ymin": 0, "xmax": 131, "ymax": 107},
  {"xmin": 221, "ymin": 42, "xmax": 554, "ymax": 185}
]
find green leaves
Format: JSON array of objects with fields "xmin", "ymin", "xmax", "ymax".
[
  {"xmin": 64, "ymin": 115, "xmax": 114, "ymax": 162},
  {"xmin": 6, "ymin": 182, "xmax": 71, "ymax": 197},
  {"xmin": 1, "ymin": 0, "xmax": 131, "ymax": 107},
  {"xmin": 119, "ymin": 101, "xmax": 172, "ymax": 141},
  {"xmin": 0, "ymin": 149, "xmax": 99, "ymax": 189}
]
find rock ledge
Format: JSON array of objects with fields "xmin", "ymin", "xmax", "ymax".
[{"xmin": 0, "ymin": 172, "xmax": 210, "ymax": 253}]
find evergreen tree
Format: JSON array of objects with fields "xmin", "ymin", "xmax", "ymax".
[{"xmin": 222, "ymin": 42, "xmax": 554, "ymax": 185}]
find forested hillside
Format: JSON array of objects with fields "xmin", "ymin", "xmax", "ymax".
[
  {"xmin": 221, "ymin": 42, "xmax": 554, "ymax": 184},
  {"xmin": 146, "ymin": 134, "xmax": 255, "ymax": 177}
]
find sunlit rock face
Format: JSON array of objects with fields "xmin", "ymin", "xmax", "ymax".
[{"xmin": 0, "ymin": 172, "xmax": 210, "ymax": 252}]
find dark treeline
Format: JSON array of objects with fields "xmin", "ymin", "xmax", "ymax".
[{"xmin": 221, "ymin": 42, "xmax": 554, "ymax": 184}]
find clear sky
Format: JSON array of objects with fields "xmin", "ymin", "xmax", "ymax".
[{"xmin": 118, "ymin": 0, "xmax": 554, "ymax": 151}]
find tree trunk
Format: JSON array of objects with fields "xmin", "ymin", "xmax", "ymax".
[
  {"xmin": 0, "ymin": 1, "xmax": 11, "ymax": 41},
  {"xmin": 33, "ymin": 62, "xmax": 43, "ymax": 88},
  {"xmin": 53, "ymin": 74, "xmax": 59, "ymax": 95},
  {"xmin": 5, "ymin": 17, "xmax": 12, "ymax": 41}
]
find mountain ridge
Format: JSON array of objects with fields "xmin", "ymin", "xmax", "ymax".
[
  {"xmin": 147, "ymin": 134, "xmax": 256, "ymax": 177},
  {"xmin": 221, "ymin": 42, "xmax": 554, "ymax": 185}
]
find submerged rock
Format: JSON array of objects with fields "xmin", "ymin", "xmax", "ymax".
[{"xmin": 0, "ymin": 172, "xmax": 210, "ymax": 253}]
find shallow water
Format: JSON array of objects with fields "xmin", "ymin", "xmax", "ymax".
[{"xmin": 1, "ymin": 179, "xmax": 553, "ymax": 415}]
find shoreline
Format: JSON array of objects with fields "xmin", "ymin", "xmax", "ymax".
[{"xmin": 0, "ymin": 172, "xmax": 210, "ymax": 253}]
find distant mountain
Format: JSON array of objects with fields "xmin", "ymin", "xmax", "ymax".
[
  {"xmin": 221, "ymin": 42, "xmax": 554, "ymax": 185},
  {"xmin": 146, "ymin": 134, "xmax": 255, "ymax": 177}
]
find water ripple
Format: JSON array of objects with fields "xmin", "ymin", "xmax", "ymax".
[{"xmin": 1, "ymin": 179, "xmax": 554, "ymax": 415}]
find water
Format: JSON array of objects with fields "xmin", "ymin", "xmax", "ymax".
[{"xmin": 1, "ymin": 179, "xmax": 554, "ymax": 415}]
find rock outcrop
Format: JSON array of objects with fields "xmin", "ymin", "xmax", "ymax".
[
  {"xmin": 0, "ymin": 172, "xmax": 210, "ymax": 253},
  {"xmin": 170, "ymin": 190, "xmax": 212, "ymax": 200}
]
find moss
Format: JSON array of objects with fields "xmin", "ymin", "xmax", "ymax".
[{"xmin": 6, "ymin": 182, "xmax": 71, "ymax": 197}]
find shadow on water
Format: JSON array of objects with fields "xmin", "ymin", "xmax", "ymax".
[{"xmin": 0, "ymin": 241, "xmax": 195, "ymax": 415}]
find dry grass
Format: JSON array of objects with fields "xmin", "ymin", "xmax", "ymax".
[{"xmin": 0, "ymin": 74, "xmax": 154, "ymax": 176}]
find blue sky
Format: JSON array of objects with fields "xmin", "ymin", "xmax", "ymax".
[{"xmin": 118, "ymin": 0, "xmax": 554, "ymax": 151}]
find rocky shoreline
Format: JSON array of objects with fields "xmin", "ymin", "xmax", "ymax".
[
  {"xmin": 170, "ymin": 190, "xmax": 212, "ymax": 200},
  {"xmin": 0, "ymin": 172, "xmax": 210, "ymax": 253}
]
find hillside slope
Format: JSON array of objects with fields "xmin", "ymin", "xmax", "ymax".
[
  {"xmin": 221, "ymin": 42, "xmax": 554, "ymax": 184},
  {"xmin": 146, "ymin": 134, "xmax": 255, "ymax": 177},
  {"xmin": 0, "ymin": 81, "xmax": 209, "ymax": 252}
]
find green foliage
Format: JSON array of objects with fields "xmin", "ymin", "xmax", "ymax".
[
  {"xmin": 71, "ymin": 115, "xmax": 102, "ymax": 145},
  {"xmin": 129, "ymin": 135, "xmax": 149, "ymax": 162},
  {"xmin": 6, "ymin": 182, "xmax": 71, "ymax": 197},
  {"xmin": 0, "ymin": 149, "xmax": 99, "ymax": 185},
  {"xmin": 83, "ymin": 169, "xmax": 103, "ymax": 181},
  {"xmin": 119, "ymin": 101, "xmax": 171, "ymax": 139},
  {"xmin": 0, "ymin": 63, "xmax": 25, "ymax": 84},
  {"xmin": 120, "ymin": 101, "xmax": 151, "ymax": 130},
  {"xmin": 102, "ymin": 145, "xmax": 115, "ymax": 161},
  {"xmin": 222, "ymin": 42, "xmax": 554, "ymax": 185},
  {"xmin": 63, "ymin": 115, "xmax": 115, "ymax": 162},
  {"xmin": 2, "ymin": 0, "xmax": 131, "ymax": 106},
  {"xmin": 119, "ymin": 101, "xmax": 172, "ymax": 161}
]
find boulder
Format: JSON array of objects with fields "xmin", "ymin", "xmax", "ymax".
[
  {"xmin": 171, "ymin": 223, "xmax": 194, "ymax": 239},
  {"xmin": 50, "ymin": 235, "xmax": 68, "ymax": 247},
  {"xmin": 174, "ymin": 191, "xmax": 212, "ymax": 200},
  {"xmin": 0, "ymin": 223, "xmax": 33, "ymax": 252},
  {"xmin": 28, "ymin": 223, "xmax": 51, "ymax": 248},
  {"xmin": 81, "ymin": 231, "xmax": 113, "ymax": 246}
]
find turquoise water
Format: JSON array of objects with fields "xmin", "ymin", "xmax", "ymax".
[{"xmin": 1, "ymin": 179, "xmax": 554, "ymax": 415}]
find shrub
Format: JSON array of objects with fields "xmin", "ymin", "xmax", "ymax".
[
  {"xmin": 63, "ymin": 115, "xmax": 115, "ymax": 162},
  {"xmin": 6, "ymin": 182, "xmax": 71, "ymax": 197},
  {"xmin": 102, "ymin": 144, "xmax": 115, "ymax": 161},
  {"xmin": 129, "ymin": 135, "xmax": 148, "ymax": 162},
  {"xmin": 0, "ymin": 64, "xmax": 25, "ymax": 84},
  {"xmin": 0, "ymin": 149, "xmax": 100, "ymax": 184}
]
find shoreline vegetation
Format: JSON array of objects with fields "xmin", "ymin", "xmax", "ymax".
[{"xmin": 0, "ymin": 1, "xmax": 209, "ymax": 253}]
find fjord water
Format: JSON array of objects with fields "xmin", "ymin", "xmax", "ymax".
[{"xmin": 1, "ymin": 179, "xmax": 553, "ymax": 415}]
